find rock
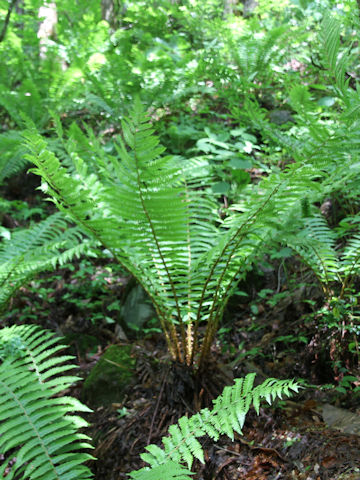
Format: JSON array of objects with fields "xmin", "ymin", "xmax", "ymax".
[
  {"xmin": 268, "ymin": 109, "xmax": 294, "ymax": 125},
  {"xmin": 121, "ymin": 284, "xmax": 156, "ymax": 332},
  {"xmin": 322, "ymin": 403, "xmax": 360, "ymax": 435},
  {"xmin": 82, "ymin": 344, "xmax": 136, "ymax": 407}
]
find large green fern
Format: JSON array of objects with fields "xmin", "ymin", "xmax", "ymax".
[
  {"xmin": 23, "ymin": 97, "xmax": 336, "ymax": 369},
  {"xmin": 129, "ymin": 374, "xmax": 300, "ymax": 480},
  {"xmin": 0, "ymin": 324, "xmax": 93, "ymax": 480}
]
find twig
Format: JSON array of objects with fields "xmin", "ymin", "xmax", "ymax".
[
  {"xmin": 0, "ymin": 0, "xmax": 19, "ymax": 43},
  {"xmin": 147, "ymin": 369, "xmax": 168, "ymax": 444}
]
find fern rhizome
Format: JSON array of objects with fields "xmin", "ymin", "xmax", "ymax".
[{"xmin": 23, "ymin": 99, "xmax": 337, "ymax": 371}]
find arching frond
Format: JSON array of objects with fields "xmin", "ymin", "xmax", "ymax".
[
  {"xmin": 0, "ymin": 131, "xmax": 27, "ymax": 184},
  {"xmin": 0, "ymin": 325, "xmax": 93, "ymax": 480},
  {"xmin": 285, "ymin": 215, "xmax": 340, "ymax": 289}
]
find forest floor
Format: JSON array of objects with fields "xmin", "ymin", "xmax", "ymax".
[{"xmin": 6, "ymin": 255, "xmax": 360, "ymax": 480}]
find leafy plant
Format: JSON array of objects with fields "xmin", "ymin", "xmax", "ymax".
[
  {"xmin": 129, "ymin": 373, "xmax": 300, "ymax": 480},
  {"xmin": 24, "ymin": 99, "xmax": 331, "ymax": 370},
  {"xmin": 0, "ymin": 212, "xmax": 92, "ymax": 312},
  {"xmin": 0, "ymin": 324, "xmax": 93, "ymax": 480}
]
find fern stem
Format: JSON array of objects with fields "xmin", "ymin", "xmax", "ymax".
[
  {"xmin": 132, "ymin": 129, "xmax": 186, "ymax": 362},
  {"xmin": 194, "ymin": 179, "xmax": 284, "ymax": 367},
  {"xmin": 184, "ymin": 179, "xmax": 194, "ymax": 365}
]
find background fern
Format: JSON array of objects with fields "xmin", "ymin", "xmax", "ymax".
[
  {"xmin": 0, "ymin": 212, "xmax": 92, "ymax": 312},
  {"xmin": 0, "ymin": 131, "xmax": 27, "ymax": 184},
  {"xmin": 0, "ymin": 324, "xmax": 93, "ymax": 480}
]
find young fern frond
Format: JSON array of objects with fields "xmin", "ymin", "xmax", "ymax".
[
  {"xmin": 0, "ymin": 325, "xmax": 93, "ymax": 480},
  {"xmin": 129, "ymin": 374, "xmax": 300, "ymax": 480},
  {"xmin": 0, "ymin": 212, "xmax": 92, "ymax": 311}
]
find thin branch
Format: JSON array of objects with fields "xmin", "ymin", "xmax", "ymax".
[{"xmin": 0, "ymin": 0, "xmax": 19, "ymax": 43}]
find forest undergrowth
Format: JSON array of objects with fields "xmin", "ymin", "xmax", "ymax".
[{"xmin": 1, "ymin": 0, "xmax": 360, "ymax": 479}]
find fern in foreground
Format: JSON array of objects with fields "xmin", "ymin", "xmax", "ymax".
[
  {"xmin": 0, "ymin": 324, "xmax": 93, "ymax": 480},
  {"xmin": 129, "ymin": 373, "xmax": 300, "ymax": 480}
]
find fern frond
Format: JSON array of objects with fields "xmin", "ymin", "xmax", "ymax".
[
  {"xmin": 129, "ymin": 462, "xmax": 194, "ymax": 480},
  {"xmin": 129, "ymin": 374, "xmax": 300, "ymax": 480},
  {"xmin": 341, "ymin": 233, "xmax": 360, "ymax": 279},
  {"xmin": 0, "ymin": 213, "xmax": 92, "ymax": 311},
  {"xmin": 230, "ymin": 25, "xmax": 288, "ymax": 84},
  {"xmin": 0, "ymin": 131, "xmax": 27, "ymax": 184},
  {"xmin": 284, "ymin": 214, "xmax": 340, "ymax": 291},
  {"xmin": 0, "ymin": 325, "xmax": 93, "ymax": 480},
  {"xmin": 320, "ymin": 14, "xmax": 350, "ymax": 98}
]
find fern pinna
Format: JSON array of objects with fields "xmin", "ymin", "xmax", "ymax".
[
  {"xmin": 0, "ymin": 324, "xmax": 93, "ymax": 480},
  {"xmin": 23, "ymin": 99, "xmax": 333, "ymax": 370},
  {"xmin": 129, "ymin": 374, "xmax": 300, "ymax": 480}
]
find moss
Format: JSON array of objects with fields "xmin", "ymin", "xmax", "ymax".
[{"xmin": 82, "ymin": 344, "xmax": 136, "ymax": 407}]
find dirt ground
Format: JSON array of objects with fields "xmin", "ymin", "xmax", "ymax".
[{"xmin": 5, "ymin": 260, "xmax": 360, "ymax": 480}]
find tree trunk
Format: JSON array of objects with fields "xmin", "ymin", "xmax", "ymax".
[
  {"xmin": 243, "ymin": 0, "xmax": 258, "ymax": 17},
  {"xmin": 223, "ymin": 0, "xmax": 236, "ymax": 17},
  {"xmin": 101, "ymin": 0, "xmax": 124, "ymax": 29},
  {"xmin": 37, "ymin": 1, "xmax": 57, "ymax": 59}
]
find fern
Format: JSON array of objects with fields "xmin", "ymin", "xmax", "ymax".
[
  {"xmin": 266, "ymin": 13, "xmax": 360, "ymax": 300},
  {"xmin": 229, "ymin": 25, "xmax": 288, "ymax": 85},
  {"xmin": 0, "ymin": 130, "xmax": 28, "ymax": 183},
  {"xmin": 0, "ymin": 212, "xmax": 93, "ymax": 311},
  {"xmin": 341, "ymin": 233, "xmax": 360, "ymax": 279},
  {"xmin": 0, "ymin": 324, "xmax": 93, "ymax": 480},
  {"xmin": 284, "ymin": 215, "xmax": 340, "ymax": 294},
  {"xmin": 129, "ymin": 374, "xmax": 300, "ymax": 480},
  {"xmin": 23, "ymin": 98, "xmax": 338, "ymax": 368}
]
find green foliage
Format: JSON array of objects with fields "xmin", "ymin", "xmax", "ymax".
[
  {"xmin": 129, "ymin": 373, "xmax": 300, "ymax": 480},
  {"xmin": 23, "ymin": 97, "xmax": 335, "ymax": 368},
  {"xmin": 0, "ymin": 324, "xmax": 93, "ymax": 480},
  {"xmin": 0, "ymin": 2, "xmax": 359, "ymax": 477},
  {"xmin": 0, "ymin": 131, "xmax": 27, "ymax": 183},
  {"xmin": 275, "ymin": 13, "xmax": 360, "ymax": 295},
  {"xmin": 0, "ymin": 212, "xmax": 92, "ymax": 312}
]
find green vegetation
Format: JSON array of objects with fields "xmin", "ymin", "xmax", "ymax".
[
  {"xmin": 130, "ymin": 374, "xmax": 299, "ymax": 480},
  {"xmin": 0, "ymin": 325, "xmax": 93, "ymax": 480},
  {"xmin": 0, "ymin": 0, "xmax": 359, "ymax": 478}
]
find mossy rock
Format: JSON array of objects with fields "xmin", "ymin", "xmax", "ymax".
[{"xmin": 82, "ymin": 344, "xmax": 136, "ymax": 407}]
